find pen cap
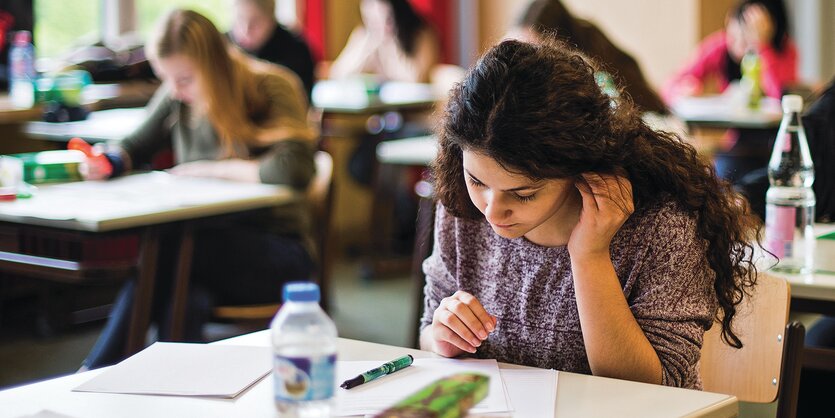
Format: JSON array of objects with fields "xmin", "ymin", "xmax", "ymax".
[{"xmin": 283, "ymin": 281, "xmax": 320, "ymax": 303}]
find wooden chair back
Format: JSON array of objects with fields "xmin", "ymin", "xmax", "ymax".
[{"xmin": 700, "ymin": 273, "xmax": 804, "ymax": 418}]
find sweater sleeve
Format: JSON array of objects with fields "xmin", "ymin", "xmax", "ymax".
[
  {"xmin": 626, "ymin": 205, "xmax": 717, "ymax": 388},
  {"xmin": 257, "ymin": 140, "xmax": 315, "ymax": 190},
  {"xmin": 252, "ymin": 68, "xmax": 317, "ymax": 189},
  {"xmin": 119, "ymin": 85, "xmax": 174, "ymax": 168},
  {"xmin": 420, "ymin": 205, "xmax": 460, "ymax": 332}
]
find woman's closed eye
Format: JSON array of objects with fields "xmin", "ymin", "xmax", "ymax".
[
  {"xmin": 468, "ymin": 176, "xmax": 537, "ymax": 202},
  {"xmin": 513, "ymin": 192, "xmax": 536, "ymax": 202},
  {"xmin": 467, "ymin": 176, "xmax": 485, "ymax": 188}
]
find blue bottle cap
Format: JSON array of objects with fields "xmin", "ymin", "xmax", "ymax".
[{"xmin": 283, "ymin": 282, "xmax": 320, "ymax": 302}]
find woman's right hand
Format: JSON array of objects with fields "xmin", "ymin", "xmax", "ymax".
[
  {"xmin": 427, "ymin": 290, "xmax": 497, "ymax": 357},
  {"xmin": 68, "ymin": 137, "xmax": 112, "ymax": 180}
]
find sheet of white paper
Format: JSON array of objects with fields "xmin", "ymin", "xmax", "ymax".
[
  {"xmin": 0, "ymin": 172, "xmax": 286, "ymax": 223},
  {"xmin": 470, "ymin": 369, "xmax": 558, "ymax": 418},
  {"xmin": 73, "ymin": 342, "xmax": 271, "ymax": 398},
  {"xmin": 335, "ymin": 358, "xmax": 509, "ymax": 416},
  {"xmin": 15, "ymin": 411, "xmax": 78, "ymax": 418}
]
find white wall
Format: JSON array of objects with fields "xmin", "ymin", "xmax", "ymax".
[
  {"xmin": 561, "ymin": 0, "xmax": 699, "ymax": 90},
  {"xmin": 788, "ymin": 0, "xmax": 835, "ymax": 85},
  {"xmin": 474, "ymin": 0, "xmax": 700, "ymax": 90}
]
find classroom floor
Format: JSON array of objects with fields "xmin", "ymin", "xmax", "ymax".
[{"xmin": 0, "ymin": 259, "xmax": 414, "ymax": 390}]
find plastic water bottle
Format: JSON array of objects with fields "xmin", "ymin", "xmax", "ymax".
[
  {"xmin": 8, "ymin": 30, "xmax": 36, "ymax": 108},
  {"xmin": 271, "ymin": 282, "xmax": 337, "ymax": 417},
  {"xmin": 765, "ymin": 94, "xmax": 815, "ymax": 274},
  {"xmin": 740, "ymin": 50, "xmax": 761, "ymax": 110}
]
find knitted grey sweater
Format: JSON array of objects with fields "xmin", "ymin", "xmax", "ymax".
[{"xmin": 421, "ymin": 200, "xmax": 718, "ymax": 389}]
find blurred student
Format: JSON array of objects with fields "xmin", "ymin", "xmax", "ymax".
[
  {"xmin": 664, "ymin": 0, "xmax": 797, "ymax": 183},
  {"xmin": 328, "ymin": 0, "xmax": 439, "ymax": 83},
  {"xmin": 420, "ymin": 38, "xmax": 759, "ymax": 388},
  {"xmin": 80, "ymin": 8, "xmax": 317, "ymax": 369},
  {"xmin": 509, "ymin": 0, "xmax": 667, "ymax": 114},
  {"xmin": 663, "ymin": 0, "xmax": 797, "ymax": 104},
  {"xmin": 228, "ymin": 0, "xmax": 315, "ymax": 97}
]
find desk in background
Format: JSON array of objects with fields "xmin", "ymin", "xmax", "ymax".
[
  {"xmin": 0, "ymin": 81, "xmax": 157, "ymax": 156},
  {"xmin": 0, "ymin": 81, "xmax": 157, "ymax": 126},
  {"xmin": 23, "ymin": 107, "xmax": 145, "ymax": 143},
  {"xmin": 0, "ymin": 172, "xmax": 296, "ymax": 356},
  {"xmin": 0, "ymin": 330, "xmax": 738, "ymax": 418},
  {"xmin": 768, "ymin": 223, "xmax": 835, "ymax": 372},
  {"xmin": 312, "ymin": 81, "xmax": 439, "ymax": 257},
  {"xmin": 671, "ymin": 95, "xmax": 783, "ymax": 130}
]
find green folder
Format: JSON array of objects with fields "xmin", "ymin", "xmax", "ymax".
[{"xmin": 374, "ymin": 373, "xmax": 489, "ymax": 418}]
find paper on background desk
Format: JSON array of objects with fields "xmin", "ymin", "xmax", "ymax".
[
  {"xmin": 73, "ymin": 342, "xmax": 271, "ymax": 398},
  {"xmin": 0, "ymin": 171, "xmax": 288, "ymax": 223},
  {"xmin": 335, "ymin": 358, "xmax": 510, "ymax": 416}
]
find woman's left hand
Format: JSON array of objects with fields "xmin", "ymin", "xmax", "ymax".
[{"xmin": 567, "ymin": 173, "xmax": 634, "ymax": 260}]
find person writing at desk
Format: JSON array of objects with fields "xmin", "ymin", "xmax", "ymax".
[
  {"xmin": 79, "ymin": 8, "xmax": 317, "ymax": 369},
  {"xmin": 327, "ymin": 0, "xmax": 439, "ymax": 83},
  {"xmin": 420, "ymin": 38, "xmax": 759, "ymax": 388},
  {"xmin": 664, "ymin": 0, "xmax": 797, "ymax": 185}
]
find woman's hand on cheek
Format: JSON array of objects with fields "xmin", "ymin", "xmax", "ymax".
[
  {"xmin": 567, "ymin": 173, "xmax": 634, "ymax": 260},
  {"xmin": 743, "ymin": 3, "xmax": 774, "ymax": 48},
  {"xmin": 429, "ymin": 290, "xmax": 497, "ymax": 357}
]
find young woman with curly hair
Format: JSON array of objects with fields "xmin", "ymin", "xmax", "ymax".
[{"xmin": 419, "ymin": 38, "xmax": 759, "ymax": 389}]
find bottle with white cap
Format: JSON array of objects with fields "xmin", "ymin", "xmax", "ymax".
[
  {"xmin": 765, "ymin": 94, "xmax": 816, "ymax": 274},
  {"xmin": 8, "ymin": 30, "xmax": 36, "ymax": 108},
  {"xmin": 271, "ymin": 282, "xmax": 337, "ymax": 417}
]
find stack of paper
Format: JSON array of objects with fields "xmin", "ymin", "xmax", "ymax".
[{"xmin": 73, "ymin": 342, "xmax": 271, "ymax": 398}]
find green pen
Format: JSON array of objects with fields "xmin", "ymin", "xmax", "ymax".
[{"xmin": 340, "ymin": 354, "xmax": 414, "ymax": 389}]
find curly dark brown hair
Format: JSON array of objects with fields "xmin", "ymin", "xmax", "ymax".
[{"xmin": 433, "ymin": 38, "xmax": 759, "ymax": 348}]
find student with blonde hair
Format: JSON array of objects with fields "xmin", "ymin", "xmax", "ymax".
[{"xmin": 80, "ymin": 8, "xmax": 317, "ymax": 369}]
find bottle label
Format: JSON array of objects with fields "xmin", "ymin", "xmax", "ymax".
[
  {"xmin": 765, "ymin": 204, "xmax": 796, "ymax": 258},
  {"xmin": 782, "ymin": 133, "xmax": 792, "ymax": 152},
  {"xmin": 274, "ymin": 353, "xmax": 336, "ymax": 402}
]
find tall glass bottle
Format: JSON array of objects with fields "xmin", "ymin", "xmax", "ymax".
[{"xmin": 765, "ymin": 94, "xmax": 816, "ymax": 274}]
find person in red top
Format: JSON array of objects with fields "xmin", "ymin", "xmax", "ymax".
[{"xmin": 663, "ymin": 0, "xmax": 797, "ymax": 104}]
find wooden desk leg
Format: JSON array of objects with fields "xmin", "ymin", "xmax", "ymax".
[
  {"xmin": 126, "ymin": 227, "xmax": 160, "ymax": 356},
  {"xmin": 169, "ymin": 222, "xmax": 194, "ymax": 341}
]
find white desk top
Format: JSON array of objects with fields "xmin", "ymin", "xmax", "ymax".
[
  {"xmin": 376, "ymin": 135, "xmax": 437, "ymax": 166},
  {"xmin": 23, "ymin": 107, "xmax": 146, "ymax": 143},
  {"xmin": 0, "ymin": 330, "xmax": 737, "ymax": 418},
  {"xmin": 0, "ymin": 172, "xmax": 296, "ymax": 232},
  {"xmin": 671, "ymin": 94, "xmax": 782, "ymax": 129},
  {"xmin": 312, "ymin": 80, "xmax": 438, "ymax": 113},
  {"xmin": 769, "ymin": 223, "xmax": 835, "ymax": 302}
]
